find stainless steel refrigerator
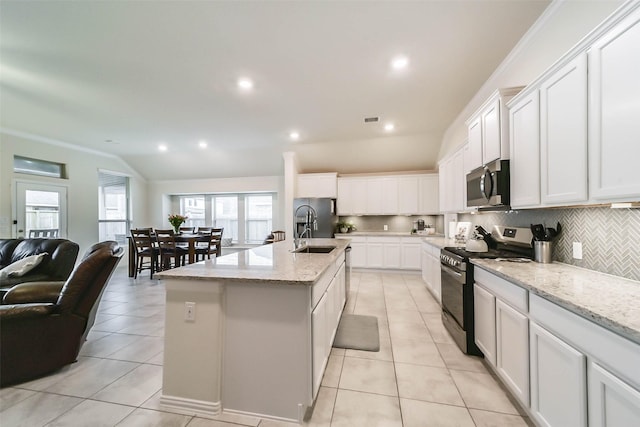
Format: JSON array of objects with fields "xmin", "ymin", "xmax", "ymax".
[{"xmin": 293, "ymin": 198, "xmax": 337, "ymax": 238}]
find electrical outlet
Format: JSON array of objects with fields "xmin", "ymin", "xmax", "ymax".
[
  {"xmin": 383, "ymin": 225, "xmax": 388, "ymax": 231},
  {"xmin": 573, "ymin": 242, "xmax": 583, "ymax": 260},
  {"xmin": 184, "ymin": 302, "xmax": 196, "ymax": 322}
]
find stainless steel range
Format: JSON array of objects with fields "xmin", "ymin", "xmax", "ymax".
[{"xmin": 440, "ymin": 226, "xmax": 534, "ymax": 356}]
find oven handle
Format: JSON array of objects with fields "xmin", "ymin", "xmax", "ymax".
[{"xmin": 441, "ymin": 263, "xmax": 465, "ymax": 281}]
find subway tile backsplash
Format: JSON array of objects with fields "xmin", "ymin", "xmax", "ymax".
[{"xmin": 459, "ymin": 207, "xmax": 640, "ymax": 282}]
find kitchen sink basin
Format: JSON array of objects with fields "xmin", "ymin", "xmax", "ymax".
[{"xmin": 292, "ymin": 245, "xmax": 336, "ymax": 254}]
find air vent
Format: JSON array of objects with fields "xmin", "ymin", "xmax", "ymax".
[{"xmin": 364, "ymin": 117, "xmax": 379, "ymax": 123}]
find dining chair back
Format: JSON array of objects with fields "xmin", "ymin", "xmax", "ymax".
[
  {"xmin": 195, "ymin": 228, "xmax": 224, "ymax": 260},
  {"xmin": 155, "ymin": 229, "xmax": 187, "ymax": 270},
  {"xmin": 272, "ymin": 230, "xmax": 286, "ymax": 242},
  {"xmin": 130, "ymin": 228, "xmax": 157, "ymax": 279},
  {"xmin": 179, "ymin": 226, "xmax": 195, "ymax": 233}
]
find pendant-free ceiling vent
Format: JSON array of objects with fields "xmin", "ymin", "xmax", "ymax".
[{"xmin": 364, "ymin": 117, "xmax": 379, "ymax": 123}]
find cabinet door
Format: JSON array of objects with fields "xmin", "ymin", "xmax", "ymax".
[
  {"xmin": 381, "ymin": 177, "xmax": 399, "ymax": 215},
  {"xmin": 401, "ymin": 243, "xmax": 421, "ymax": 270},
  {"xmin": 540, "ymin": 54, "xmax": 588, "ymax": 205},
  {"xmin": 419, "ymin": 174, "xmax": 439, "ymax": 214},
  {"xmin": 530, "ymin": 322, "xmax": 587, "ymax": 427},
  {"xmin": 588, "ymin": 361, "xmax": 640, "ymax": 427},
  {"xmin": 383, "ymin": 243, "xmax": 401, "ymax": 269},
  {"xmin": 451, "ymin": 149, "xmax": 465, "ymax": 212},
  {"xmin": 398, "ymin": 176, "xmax": 419, "ymax": 214},
  {"xmin": 421, "ymin": 248, "xmax": 430, "ymax": 284},
  {"xmin": 438, "ymin": 158, "xmax": 450, "ymax": 213},
  {"xmin": 482, "ymin": 99, "xmax": 501, "ymax": 164},
  {"xmin": 367, "ymin": 243, "xmax": 384, "ymax": 268},
  {"xmin": 509, "ymin": 91, "xmax": 541, "ymax": 208},
  {"xmin": 338, "ymin": 178, "xmax": 367, "ymax": 215},
  {"xmin": 473, "ymin": 284, "xmax": 496, "ymax": 366},
  {"xmin": 312, "ymin": 292, "xmax": 328, "ymax": 397},
  {"xmin": 296, "ymin": 173, "xmax": 337, "ymax": 198},
  {"xmin": 496, "ymin": 299, "xmax": 529, "ymax": 406},
  {"xmin": 366, "ymin": 178, "xmax": 385, "ymax": 214},
  {"xmin": 588, "ymin": 7, "xmax": 640, "ymax": 201},
  {"xmin": 467, "ymin": 117, "xmax": 483, "ymax": 171},
  {"xmin": 429, "ymin": 254, "xmax": 441, "ymax": 304},
  {"xmin": 350, "ymin": 242, "xmax": 367, "ymax": 268}
]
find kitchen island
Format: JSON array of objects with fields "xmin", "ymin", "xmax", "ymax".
[{"xmin": 155, "ymin": 238, "xmax": 350, "ymax": 422}]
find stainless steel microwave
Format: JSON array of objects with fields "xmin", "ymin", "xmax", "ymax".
[{"xmin": 466, "ymin": 159, "xmax": 510, "ymax": 209}]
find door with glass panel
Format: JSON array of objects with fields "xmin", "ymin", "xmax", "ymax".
[{"xmin": 15, "ymin": 182, "xmax": 68, "ymax": 239}]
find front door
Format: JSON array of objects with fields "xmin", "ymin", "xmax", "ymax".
[{"xmin": 15, "ymin": 181, "xmax": 68, "ymax": 239}]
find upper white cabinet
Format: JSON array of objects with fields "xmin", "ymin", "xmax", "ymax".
[
  {"xmin": 439, "ymin": 146, "xmax": 465, "ymax": 213},
  {"xmin": 466, "ymin": 87, "xmax": 523, "ymax": 171},
  {"xmin": 296, "ymin": 173, "xmax": 337, "ymax": 198},
  {"xmin": 540, "ymin": 53, "xmax": 588, "ymax": 205},
  {"xmin": 588, "ymin": 6, "xmax": 640, "ymax": 201},
  {"xmin": 509, "ymin": 90, "xmax": 541, "ymax": 208},
  {"xmin": 336, "ymin": 177, "xmax": 366, "ymax": 215},
  {"xmin": 337, "ymin": 174, "xmax": 438, "ymax": 216}
]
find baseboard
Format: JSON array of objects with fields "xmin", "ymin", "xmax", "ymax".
[{"xmin": 160, "ymin": 394, "xmax": 221, "ymax": 417}]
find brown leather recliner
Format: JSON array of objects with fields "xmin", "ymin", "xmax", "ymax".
[{"xmin": 0, "ymin": 241, "xmax": 124, "ymax": 387}]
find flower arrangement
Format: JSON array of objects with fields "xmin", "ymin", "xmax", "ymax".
[
  {"xmin": 336, "ymin": 221, "xmax": 355, "ymax": 233},
  {"xmin": 168, "ymin": 214, "xmax": 188, "ymax": 233}
]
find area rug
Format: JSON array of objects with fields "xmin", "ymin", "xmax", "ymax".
[{"xmin": 333, "ymin": 314, "xmax": 380, "ymax": 352}]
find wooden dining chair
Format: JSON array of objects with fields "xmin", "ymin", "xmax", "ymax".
[
  {"xmin": 130, "ymin": 228, "xmax": 158, "ymax": 279},
  {"xmin": 195, "ymin": 228, "xmax": 224, "ymax": 260},
  {"xmin": 179, "ymin": 226, "xmax": 195, "ymax": 234},
  {"xmin": 155, "ymin": 229, "xmax": 187, "ymax": 270},
  {"xmin": 194, "ymin": 229, "xmax": 213, "ymax": 262},
  {"xmin": 272, "ymin": 231, "xmax": 286, "ymax": 242}
]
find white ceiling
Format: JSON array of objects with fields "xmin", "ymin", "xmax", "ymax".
[{"xmin": 0, "ymin": 0, "xmax": 550, "ymax": 180}]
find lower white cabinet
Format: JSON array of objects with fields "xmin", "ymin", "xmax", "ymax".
[
  {"xmin": 401, "ymin": 238, "xmax": 421, "ymax": 270},
  {"xmin": 421, "ymin": 242, "xmax": 441, "ymax": 303},
  {"xmin": 311, "ymin": 292, "xmax": 328, "ymax": 395},
  {"xmin": 530, "ymin": 321, "xmax": 587, "ymax": 427},
  {"xmin": 496, "ymin": 299, "xmax": 530, "ymax": 406},
  {"xmin": 473, "ymin": 283, "xmax": 496, "ymax": 366},
  {"xmin": 588, "ymin": 361, "xmax": 640, "ymax": 427},
  {"xmin": 337, "ymin": 235, "xmax": 422, "ymax": 270},
  {"xmin": 383, "ymin": 242, "xmax": 401, "ymax": 269}
]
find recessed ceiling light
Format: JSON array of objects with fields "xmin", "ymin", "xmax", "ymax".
[
  {"xmin": 237, "ymin": 78, "xmax": 254, "ymax": 90},
  {"xmin": 199, "ymin": 140, "xmax": 208, "ymax": 148},
  {"xmin": 289, "ymin": 131, "xmax": 300, "ymax": 141},
  {"xmin": 158, "ymin": 144, "xmax": 168, "ymax": 152},
  {"xmin": 384, "ymin": 123, "xmax": 395, "ymax": 132},
  {"xmin": 391, "ymin": 55, "xmax": 409, "ymax": 70}
]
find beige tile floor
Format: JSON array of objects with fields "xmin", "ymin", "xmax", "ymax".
[{"xmin": 0, "ymin": 267, "xmax": 534, "ymax": 427}]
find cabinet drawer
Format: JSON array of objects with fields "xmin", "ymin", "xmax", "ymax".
[
  {"xmin": 474, "ymin": 267, "xmax": 528, "ymax": 313},
  {"xmin": 312, "ymin": 262, "xmax": 338, "ymax": 309},
  {"xmin": 367, "ymin": 236, "xmax": 401, "ymax": 244}
]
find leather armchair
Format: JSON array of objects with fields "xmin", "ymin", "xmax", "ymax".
[{"xmin": 0, "ymin": 241, "xmax": 123, "ymax": 387}]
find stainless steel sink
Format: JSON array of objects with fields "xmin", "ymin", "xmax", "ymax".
[{"xmin": 292, "ymin": 245, "xmax": 336, "ymax": 254}]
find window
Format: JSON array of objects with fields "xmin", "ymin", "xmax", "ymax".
[
  {"xmin": 177, "ymin": 193, "xmax": 274, "ymax": 244},
  {"xmin": 212, "ymin": 195, "xmax": 238, "ymax": 242},
  {"xmin": 98, "ymin": 172, "xmax": 130, "ymax": 245},
  {"xmin": 180, "ymin": 196, "xmax": 205, "ymax": 228},
  {"xmin": 25, "ymin": 190, "xmax": 60, "ymax": 233},
  {"xmin": 245, "ymin": 195, "xmax": 273, "ymax": 244},
  {"xmin": 14, "ymin": 155, "xmax": 66, "ymax": 178}
]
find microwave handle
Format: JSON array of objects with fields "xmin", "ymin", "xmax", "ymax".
[{"xmin": 480, "ymin": 167, "xmax": 493, "ymax": 200}]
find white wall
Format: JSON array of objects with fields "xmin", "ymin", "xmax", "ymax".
[
  {"xmin": 438, "ymin": 0, "xmax": 624, "ymax": 159},
  {"xmin": 0, "ymin": 132, "xmax": 147, "ymax": 257},
  {"xmin": 146, "ymin": 175, "xmax": 285, "ymax": 232}
]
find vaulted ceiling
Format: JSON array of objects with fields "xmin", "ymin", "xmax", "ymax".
[{"xmin": 0, "ymin": 0, "xmax": 549, "ymax": 180}]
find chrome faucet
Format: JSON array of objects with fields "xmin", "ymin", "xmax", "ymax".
[{"xmin": 294, "ymin": 204, "xmax": 318, "ymax": 248}]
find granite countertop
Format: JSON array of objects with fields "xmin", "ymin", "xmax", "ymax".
[
  {"xmin": 155, "ymin": 238, "xmax": 349, "ymax": 285},
  {"xmin": 472, "ymin": 259, "xmax": 640, "ymax": 345},
  {"xmin": 421, "ymin": 236, "xmax": 457, "ymax": 248}
]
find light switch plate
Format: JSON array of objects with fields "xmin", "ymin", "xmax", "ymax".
[{"xmin": 573, "ymin": 242, "xmax": 583, "ymax": 260}]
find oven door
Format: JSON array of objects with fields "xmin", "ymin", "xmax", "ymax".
[{"xmin": 440, "ymin": 262, "xmax": 466, "ymax": 330}]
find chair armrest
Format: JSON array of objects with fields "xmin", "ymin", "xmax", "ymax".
[
  {"xmin": 2, "ymin": 281, "xmax": 65, "ymax": 304},
  {"xmin": 0, "ymin": 303, "xmax": 56, "ymax": 320}
]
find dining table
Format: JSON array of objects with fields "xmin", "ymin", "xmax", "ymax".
[{"xmin": 127, "ymin": 232, "xmax": 210, "ymax": 277}]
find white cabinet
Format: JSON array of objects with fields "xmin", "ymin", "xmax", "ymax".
[
  {"xmin": 398, "ymin": 176, "xmax": 419, "ymax": 214},
  {"xmin": 466, "ymin": 87, "xmax": 523, "ymax": 170},
  {"xmin": 296, "ymin": 173, "xmax": 337, "ymax": 198},
  {"xmin": 588, "ymin": 6, "xmax": 640, "ymax": 201},
  {"xmin": 439, "ymin": 147, "xmax": 465, "ymax": 213},
  {"xmin": 588, "ymin": 361, "xmax": 640, "ymax": 427},
  {"xmin": 311, "ymin": 291, "xmax": 328, "ymax": 395},
  {"xmin": 496, "ymin": 299, "xmax": 530, "ymax": 406},
  {"xmin": 338, "ymin": 174, "xmax": 435, "ymax": 215},
  {"xmin": 540, "ymin": 53, "xmax": 588, "ymax": 205},
  {"xmin": 383, "ymin": 242, "xmax": 401, "ymax": 269},
  {"xmin": 467, "ymin": 117, "xmax": 483, "ymax": 171},
  {"xmin": 474, "ymin": 268, "xmax": 529, "ymax": 406},
  {"xmin": 419, "ymin": 174, "xmax": 439, "ymax": 214},
  {"xmin": 482, "ymin": 98, "xmax": 502, "ymax": 164},
  {"xmin": 368, "ymin": 236, "xmax": 401, "ymax": 269},
  {"xmin": 421, "ymin": 242, "xmax": 441, "ymax": 303},
  {"xmin": 337, "ymin": 177, "xmax": 367, "ymax": 215},
  {"xmin": 367, "ymin": 177, "xmax": 398, "ymax": 215},
  {"xmin": 400, "ymin": 238, "xmax": 421, "ymax": 270},
  {"xmin": 473, "ymin": 283, "xmax": 496, "ymax": 366},
  {"xmin": 530, "ymin": 321, "xmax": 587, "ymax": 427},
  {"xmin": 509, "ymin": 90, "xmax": 541, "ymax": 208}
]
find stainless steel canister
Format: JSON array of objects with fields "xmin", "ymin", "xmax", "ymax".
[{"xmin": 534, "ymin": 241, "xmax": 553, "ymax": 263}]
